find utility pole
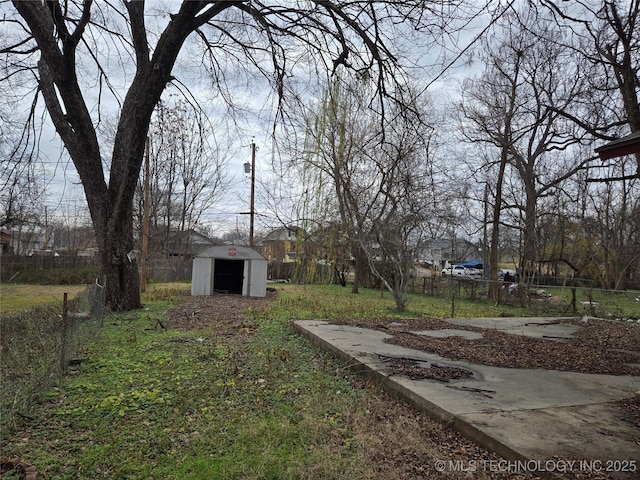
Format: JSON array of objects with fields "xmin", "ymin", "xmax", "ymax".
[
  {"xmin": 44, "ymin": 206, "xmax": 48, "ymax": 250},
  {"xmin": 249, "ymin": 141, "xmax": 256, "ymax": 248},
  {"xmin": 483, "ymin": 183, "xmax": 489, "ymax": 279},
  {"xmin": 242, "ymin": 141, "xmax": 257, "ymax": 297},
  {"xmin": 243, "ymin": 141, "xmax": 256, "ymax": 248}
]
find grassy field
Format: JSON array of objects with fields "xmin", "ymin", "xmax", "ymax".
[
  {"xmin": 2, "ymin": 280, "xmax": 637, "ymax": 318},
  {"xmin": 273, "ymin": 282, "xmax": 639, "ymax": 320},
  {"xmin": 0, "ymin": 284, "xmax": 87, "ymax": 315},
  {"xmin": 0, "ymin": 282, "xmax": 637, "ymax": 479},
  {"xmin": 0, "ymin": 282, "xmax": 196, "ymax": 316}
]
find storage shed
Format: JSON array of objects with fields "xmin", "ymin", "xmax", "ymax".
[{"xmin": 191, "ymin": 245, "xmax": 268, "ymax": 297}]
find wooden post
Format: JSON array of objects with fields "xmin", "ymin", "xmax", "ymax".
[
  {"xmin": 249, "ymin": 141, "xmax": 256, "ymax": 249},
  {"xmin": 450, "ymin": 281, "xmax": 456, "ymax": 318}
]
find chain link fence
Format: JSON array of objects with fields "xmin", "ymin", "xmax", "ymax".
[
  {"xmin": 0, "ymin": 282, "xmax": 106, "ymax": 432},
  {"xmin": 409, "ymin": 276, "xmax": 639, "ymax": 319}
]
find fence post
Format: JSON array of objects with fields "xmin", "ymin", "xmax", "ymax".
[
  {"xmin": 450, "ymin": 280, "xmax": 457, "ymax": 318},
  {"xmin": 90, "ymin": 281, "xmax": 105, "ymax": 329},
  {"xmin": 61, "ymin": 292, "xmax": 68, "ymax": 373}
]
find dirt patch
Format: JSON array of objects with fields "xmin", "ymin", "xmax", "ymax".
[
  {"xmin": 377, "ymin": 355, "xmax": 474, "ymax": 382},
  {"xmin": 347, "ymin": 379, "xmax": 547, "ymax": 480},
  {"xmin": 164, "ymin": 290, "xmax": 276, "ymax": 332},
  {"xmin": 618, "ymin": 397, "xmax": 640, "ymax": 429}
]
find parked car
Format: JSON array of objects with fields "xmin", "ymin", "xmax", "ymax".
[
  {"xmin": 465, "ymin": 268, "xmax": 482, "ymax": 278},
  {"xmin": 442, "ymin": 265, "xmax": 467, "ymax": 276},
  {"xmin": 442, "ymin": 265, "xmax": 481, "ymax": 278}
]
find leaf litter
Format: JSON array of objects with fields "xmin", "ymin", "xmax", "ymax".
[{"xmin": 165, "ymin": 292, "xmax": 639, "ymax": 479}]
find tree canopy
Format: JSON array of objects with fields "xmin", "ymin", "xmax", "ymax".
[{"xmin": 1, "ymin": 0, "xmax": 487, "ymax": 310}]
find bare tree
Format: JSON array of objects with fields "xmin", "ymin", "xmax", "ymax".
[
  {"xmin": 293, "ymin": 74, "xmax": 435, "ymax": 310},
  {"xmin": 2, "ymin": 0, "xmax": 480, "ymax": 310},
  {"xmin": 535, "ymin": 0, "xmax": 640, "ymax": 288},
  {"xmin": 0, "ymin": 102, "xmax": 46, "ymax": 229},
  {"xmin": 585, "ymin": 159, "xmax": 640, "ymax": 288},
  {"xmin": 0, "ymin": 153, "xmax": 44, "ymax": 230},
  {"xmin": 540, "ymin": 0, "xmax": 640, "ymax": 179},
  {"xmin": 137, "ymin": 96, "xmax": 230, "ymax": 258},
  {"xmin": 457, "ymin": 43, "xmax": 522, "ymax": 300},
  {"xmin": 459, "ymin": 6, "xmax": 592, "ymax": 293},
  {"xmin": 296, "ymin": 75, "xmax": 378, "ymax": 294},
  {"xmin": 365, "ymin": 104, "xmax": 435, "ymax": 310},
  {"xmin": 540, "ymin": 163, "xmax": 640, "ymax": 290}
]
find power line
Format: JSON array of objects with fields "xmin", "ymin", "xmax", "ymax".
[{"xmin": 419, "ymin": 0, "xmax": 518, "ymax": 95}]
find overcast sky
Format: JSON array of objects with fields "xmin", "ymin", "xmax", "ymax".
[{"xmin": 21, "ymin": 0, "xmax": 504, "ymax": 237}]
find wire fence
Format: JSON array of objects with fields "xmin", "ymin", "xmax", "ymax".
[
  {"xmin": 1, "ymin": 256, "xmax": 194, "ymax": 283},
  {"xmin": 409, "ymin": 276, "xmax": 639, "ymax": 319},
  {"xmin": 0, "ymin": 282, "xmax": 106, "ymax": 432}
]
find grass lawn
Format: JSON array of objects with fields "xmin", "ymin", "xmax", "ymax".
[
  {"xmin": 0, "ymin": 282, "xmax": 194, "ymax": 316},
  {"xmin": 1, "ymin": 284, "xmax": 404, "ymax": 479},
  {"xmin": 270, "ymin": 282, "xmax": 639, "ymax": 319},
  {"xmin": 0, "ymin": 284, "xmax": 87, "ymax": 316},
  {"xmin": 1, "ymin": 282, "xmax": 637, "ymax": 479}
]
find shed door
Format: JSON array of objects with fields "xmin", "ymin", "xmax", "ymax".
[
  {"xmin": 192, "ymin": 257, "xmax": 214, "ymax": 295},
  {"xmin": 214, "ymin": 259, "xmax": 244, "ymax": 294}
]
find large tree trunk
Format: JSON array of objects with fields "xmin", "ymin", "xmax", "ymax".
[
  {"xmin": 520, "ymin": 182, "xmax": 538, "ymax": 286},
  {"xmin": 12, "ymin": 1, "xmax": 219, "ymax": 311},
  {"xmin": 488, "ymin": 147, "xmax": 508, "ymax": 302},
  {"xmin": 97, "ymin": 214, "xmax": 142, "ymax": 311}
]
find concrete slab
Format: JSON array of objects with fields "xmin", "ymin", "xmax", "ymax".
[
  {"xmin": 444, "ymin": 317, "xmax": 582, "ymax": 341},
  {"xmin": 292, "ymin": 320, "xmax": 640, "ymax": 473},
  {"xmin": 412, "ymin": 328, "xmax": 484, "ymax": 340}
]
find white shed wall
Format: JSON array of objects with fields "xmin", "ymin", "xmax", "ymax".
[
  {"xmin": 191, "ymin": 245, "xmax": 267, "ymax": 298},
  {"xmin": 243, "ymin": 259, "xmax": 268, "ymax": 297},
  {"xmin": 191, "ymin": 257, "xmax": 213, "ymax": 295}
]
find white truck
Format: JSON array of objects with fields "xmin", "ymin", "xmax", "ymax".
[{"xmin": 442, "ymin": 265, "xmax": 481, "ymax": 278}]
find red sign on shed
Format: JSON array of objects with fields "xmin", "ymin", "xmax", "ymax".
[{"xmin": 228, "ymin": 247, "xmax": 237, "ymax": 257}]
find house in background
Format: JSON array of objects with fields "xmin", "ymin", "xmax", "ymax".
[
  {"xmin": 6, "ymin": 224, "xmax": 49, "ymax": 255},
  {"xmin": 54, "ymin": 225, "xmax": 97, "ymax": 256},
  {"xmin": 417, "ymin": 237, "xmax": 482, "ymax": 272},
  {"xmin": 152, "ymin": 229, "xmax": 219, "ymax": 259},
  {"xmin": 0, "ymin": 230, "xmax": 11, "ymax": 255},
  {"xmin": 262, "ymin": 226, "xmax": 308, "ymax": 263}
]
